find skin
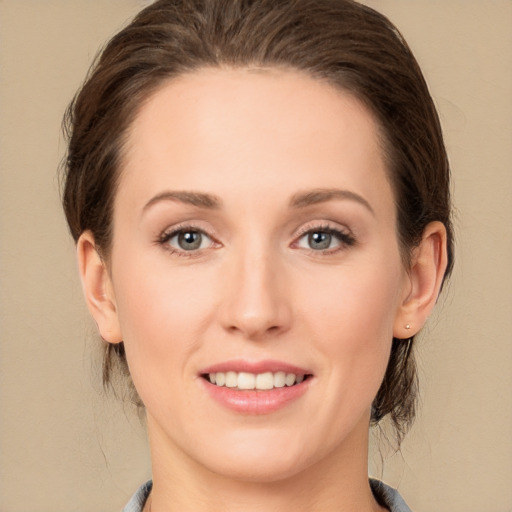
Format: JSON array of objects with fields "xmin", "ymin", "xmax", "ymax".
[{"xmin": 78, "ymin": 68, "xmax": 447, "ymax": 512}]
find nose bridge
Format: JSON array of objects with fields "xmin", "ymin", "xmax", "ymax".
[{"xmin": 220, "ymin": 236, "xmax": 291, "ymax": 339}]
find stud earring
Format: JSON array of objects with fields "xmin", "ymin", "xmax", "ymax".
[{"xmin": 405, "ymin": 324, "xmax": 411, "ymax": 330}]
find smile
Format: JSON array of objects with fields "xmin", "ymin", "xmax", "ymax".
[
  {"xmin": 200, "ymin": 361, "xmax": 313, "ymax": 414},
  {"xmin": 206, "ymin": 371, "xmax": 306, "ymax": 390}
]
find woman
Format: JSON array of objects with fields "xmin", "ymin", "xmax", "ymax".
[{"xmin": 62, "ymin": 1, "xmax": 453, "ymax": 510}]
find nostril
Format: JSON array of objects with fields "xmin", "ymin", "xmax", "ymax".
[{"xmin": 225, "ymin": 322, "xmax": 285, "ymax": 339}]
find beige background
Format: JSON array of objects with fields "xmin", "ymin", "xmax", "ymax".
[{"xmin": 0, "ymin": 1, "xmax": 511, "ymax": 511}]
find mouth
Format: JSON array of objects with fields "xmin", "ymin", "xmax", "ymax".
[
  {"xmin": 199, "ymin": 361, "xmax": 313, "ymax": 414},
  {"xmin": 202, "ymin": 371, "xmax": 310, "ymax": 391}
]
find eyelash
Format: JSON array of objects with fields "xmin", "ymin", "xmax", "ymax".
[
  {"xmin": 157, "ymin": 222, "xmax": 356, "ymax": 257},
  {"xmin": 157, "ymin": 223, "xmax": 217, "ymax": 257},
  {"xmin": 293, "ymin": 224, "xmax": 356, "ymax": 255}
]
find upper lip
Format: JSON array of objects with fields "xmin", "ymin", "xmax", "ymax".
[{"xmin": 200, "ymin": 359, "xmax": 312, "ymax": 375}]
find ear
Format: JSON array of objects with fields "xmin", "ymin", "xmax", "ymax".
[
  {"xmin": 77, "ymin": 231, "xmax": 122, "ymax": 344},
  {"xmin": 393, "ymin": 221, "xmax": 448, "ymax": 339}
]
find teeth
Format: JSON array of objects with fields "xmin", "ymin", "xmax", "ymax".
[
  {"xmin": 285, "ymin": 373, "xmax": 296, "ymax": 386},
  {"xmin": 255, "ymin": 372, "xmax": 273, "ymax": 390},
  {"xmin": 274, "ymin": 371, "xmax": 285, "ymax": 388},
  {"xmin": 237, "ymin": 372, "xmax": 256, "ymax": 390},
  {"xmin": 225, "ymin": 371, "xmax": 237, "ymax": 388},
  {"xmin": 216, "ymin": 372, "xmax": 225, "ymax": 386},
  {"xmin": 207, "ymin": 371, "xmax": 306, "ymax": 390}
]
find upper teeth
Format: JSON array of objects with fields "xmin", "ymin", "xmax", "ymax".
[{"xmin": 208, "ymin": 371, "xmax": 305, "ymax": 390}]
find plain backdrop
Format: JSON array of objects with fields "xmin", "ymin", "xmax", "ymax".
[{"xmin": 0, "ymin": 1, "xmax": 511, "ymax": 511}]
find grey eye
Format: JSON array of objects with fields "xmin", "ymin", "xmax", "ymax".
[
  {"xmin": 177, "ymin": 231, "xmax": 203, "ymax": 250},
  {"xmin": 167, "ymin": 230, "xmax": 211, "ymax": 251},
  {"xmin": 308, "ymin": 231, "xmax": 332, "ymax": 250},
  {"xmin": 295, "ymin": 227, "xmax": 353, "ymax": 252}
]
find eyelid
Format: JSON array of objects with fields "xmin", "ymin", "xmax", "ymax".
[
  {"xmin": 292, "ymin": 221, "xmax": 356, "ymax": 252},
  {"xmin": 293, "ymin": 220, "xmax": 354, "ymax": 239},
  {"xmin": 157, "ymin": 222, "xmax": 221, "ymax": 255}
]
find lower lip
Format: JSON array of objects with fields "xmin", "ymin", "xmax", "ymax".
[{"xmin": 201, "ymin": 378, "xmax": 311, "ymax": 415}]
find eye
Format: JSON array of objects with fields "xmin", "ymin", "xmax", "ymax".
[
  {"xmin": 305, "ymin": 231, "xmax": 335, "ymax": 250},
  {"xmin": 160, "ymin": 228, "xmax": 214, "ymax": 252},
  {"xmin": 295, "ymin": 226, "xmax": 355, "ymax": 252}
]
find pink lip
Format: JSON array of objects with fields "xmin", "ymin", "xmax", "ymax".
[
  {"xmin": 200, "ymin": 359, "xmax": 311, "ymax": 375},
  {"xmin": 199, "ymin": 359, "xmax": 313, "ymax": 415}
]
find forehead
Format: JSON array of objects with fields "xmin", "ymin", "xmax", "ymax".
[{"xmin": 118, "ymin": 67, "xmax": 393, "ymax": 217}]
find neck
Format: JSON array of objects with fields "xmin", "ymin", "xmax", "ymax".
[{"xmin": 145, "ymin": 413, "xmax": 386, "ymax": 512}]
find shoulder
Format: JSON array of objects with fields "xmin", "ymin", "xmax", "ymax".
[
  {"xmin": 122, "ymin": 480, "xmax": 152, "ymax": 512},
  {"xmin": 370, "ymin": 479, "xmax": 413, "ymax": 512}
]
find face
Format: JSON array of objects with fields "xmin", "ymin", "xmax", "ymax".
[{"xmin": 104, "ymin": 68, "xmax": 410, "ymax": 481}]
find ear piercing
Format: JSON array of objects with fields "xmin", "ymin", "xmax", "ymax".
[{"xmin": 405, "ymin": 324, "xmax": 411, "ymax": 330}]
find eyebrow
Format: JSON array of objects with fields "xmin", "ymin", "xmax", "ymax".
[
  {"xmin": 142, "ymin": 190, "xmax": 222, "ymax": 213},
  {"xmin": 142, "ymin": 187, "xmax": 374, "ymax": 215},
  {"xmin": 290, "ymin": 188, "xmax": 375, "ymax": 215}
]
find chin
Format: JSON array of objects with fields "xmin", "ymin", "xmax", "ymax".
[
  {"xmin": 202, "ymin": 452, "xmax": 311, "ymax": 484},
  {"xmin": 187, "ymin": 427, "xmax": 328, "ymax": 484}
]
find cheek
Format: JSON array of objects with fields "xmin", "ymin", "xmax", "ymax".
[
  {"xmin": 109, "ymin": 259, "xmax": 217, "ymax": 399},
  {"xmin": 298, "ymin": 255, "xmax": 403, "ymax": 384},
  {"xmin": 301, "ymin": 255, "xmax": 402, "ymax": 333}
]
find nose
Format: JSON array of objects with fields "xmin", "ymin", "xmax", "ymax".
[{"xmin": 219, "ymin": 246, "xmax": 292, "ymax": 340}]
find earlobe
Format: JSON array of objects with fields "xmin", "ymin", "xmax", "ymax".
[
  {"xmin": 393, "ymin": 221, "xmax": 448, "ymax": 339},
  {"xmin": 77, "ymin": 231, "xmax": 123, "ymax": 344}
]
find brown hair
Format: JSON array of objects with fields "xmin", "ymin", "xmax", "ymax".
[{"xmin": 62, "ymin": 0, "xmax": 453, "ymax": 441}]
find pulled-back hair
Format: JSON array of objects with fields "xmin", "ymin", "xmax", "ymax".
[{"xmin": 62, "ymin": 0, "xmax": 453, "ymax": 441}]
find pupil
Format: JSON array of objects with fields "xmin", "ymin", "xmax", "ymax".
[
  {"xmin": 309, "ymin": 231, "xmax": 331, "ymax": 250},
  {"xmin": 178, "ymin": 231, "xmax": 201, "ymax": 250}
]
